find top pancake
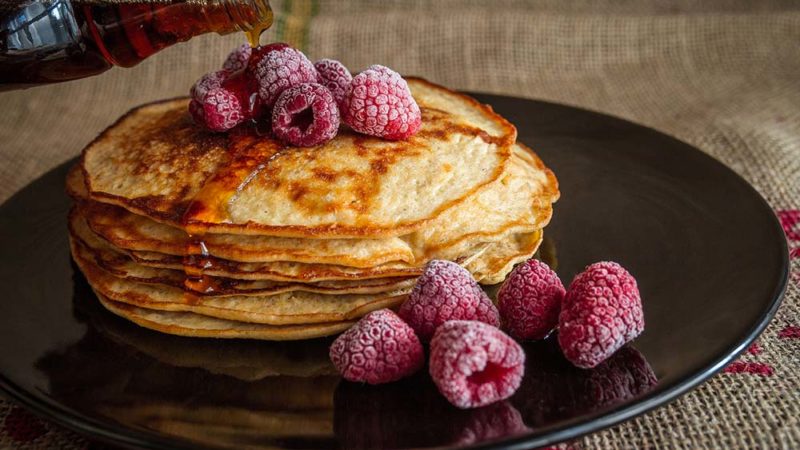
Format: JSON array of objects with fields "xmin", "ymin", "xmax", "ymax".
[
  {"xmin": 72, "ymin": 143, "xmax": 557, "ymax": 269},
  {"xmin": 81, "ymin": 78, "xmax": 516, "ymax": 238}
]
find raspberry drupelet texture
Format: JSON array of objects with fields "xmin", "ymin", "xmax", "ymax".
[
  {"xmin": 222, "ymin": 43, "xmax": 252, "ymax": 72},
  {"xmin": 558, "ymin": 261, "xmax": 644, "ymax": 368},
  {"xmin": 398, "ymin": 260, "xmax": 500, "ymax": 341},
  {"xmin": 314, "ymin": 58, "xmax": 353, "ymax": 107},
  {"xmin": 329, "ymin": 309, "xmax": 424, "ymax": 385},
  {"xmin": 342, "ymin": 65, "xmax": 421, "ymax": 140},
  {"xmin": 252, "ymin": 45, "xmax": 318, "ymax": 108},
  {"xmin": 246, "ymin": 42, "xmax": 289, "ymax": 76},
  {"xmin": 190, "ymin": 69, "xmax": 229, "ymax": 102},
  {"xmin": 498, "ymin": 258, "xmax": 565, "ymax": 341},
  {"xmin": 271, "ymin": 83, "xmax": 340, "ymax": 147},
  {"xmin": 429, "ymin": 320, "xmax": 525, "ymax": 409},
  {"xmin": 197, "ymin": 87, "xmax": 246, "ymax": 132}
]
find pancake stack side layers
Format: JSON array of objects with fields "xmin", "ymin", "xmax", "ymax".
[{"xmin": 67, "ymin": 78, "xmax": 559, "ymax": 340}]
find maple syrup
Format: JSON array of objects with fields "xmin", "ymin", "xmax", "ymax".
[
  {"xmin": 179, "ymin": 127, "xmax": 280, "ymax": 297},
  {"xmin": 0, "ymin": 0, "xmax": 272, "ymax": 89},
  {"xmin": 182, "ymin": 235, "xmax": 214, "ymax": 298}
]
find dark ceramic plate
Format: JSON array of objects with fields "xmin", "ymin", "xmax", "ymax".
[{"xmin": 0, "ymin": 94, "xmax": 788, "ymax": 450}]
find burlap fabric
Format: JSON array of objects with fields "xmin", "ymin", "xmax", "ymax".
[{"xmin": 1, "ymin": 1, "xmax": 799, "ymax": 448}]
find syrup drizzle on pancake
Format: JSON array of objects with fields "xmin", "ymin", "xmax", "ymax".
[{"xmin": 180, "ymin": 128, "xmax": 281, "ymax": 298}]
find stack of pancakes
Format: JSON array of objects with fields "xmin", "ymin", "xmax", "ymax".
[{"xmin": 67, "ymin": 78, "xmax": 559, "ymax": 340}]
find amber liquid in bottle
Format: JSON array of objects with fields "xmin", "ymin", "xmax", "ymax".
[{"xmin": 0, "ymin": 0, "xmax": 272, "ymax": 89}]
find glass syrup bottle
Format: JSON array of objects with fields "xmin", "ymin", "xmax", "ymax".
[{"xmin": 0, "ymin": 0, "xmax": 272, "ymax": 90}]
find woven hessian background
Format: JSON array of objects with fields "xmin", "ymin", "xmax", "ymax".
[{"xmin": 1, "ymin": 1, "xmax": 799, "ymax": 448}]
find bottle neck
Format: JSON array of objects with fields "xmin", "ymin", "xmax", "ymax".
[
  {"xmin": 0, "ymin": 0, "xmax": 273, "ymax": 89},
  {"xmin": 88, "ymin": 0, "xmax": 273, "ymax": 68}
]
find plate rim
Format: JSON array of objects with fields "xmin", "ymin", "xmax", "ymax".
[{"xmin": 0, "ymin": 93, "xmax": 789, "ymax": 450}]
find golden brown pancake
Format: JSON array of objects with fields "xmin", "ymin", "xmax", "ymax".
[
  {"xmin": 97, "ymin": 294, "xmax": 355, "ymax": 340},
  {"xmin": 70, "ymin": 215, "xmax": 416, "ymax": 296},
  {"xmin": 467, "ymin": 230, "xmax": 544, "ymax": 284},
  {"xmin": 83, "ymin": 201, "xmax": 414, "ymax": 267},
  {"xmin": 75, "ymin": 144, "xmax": 556, "ymax": 273},
  {"xmin": 76, "ymin": 251, "xmax": 412, "ymax": 326},
  {"xmin": 81, "ymin": 79, "xmax": 516, "ymax": 238}
]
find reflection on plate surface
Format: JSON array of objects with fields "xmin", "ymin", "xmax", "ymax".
[{"xmin": 34, "ymin": 265, "xmax": 655, "ymax": 449}]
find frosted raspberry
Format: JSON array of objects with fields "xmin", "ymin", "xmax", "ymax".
[
  {"xmin": 271, "ymin": 83, "xmax": 340, "ymax": 147},
  {"xmin": 498, "ymin": 258, "xmax": 565, "ymax": 340},
  {"xmin": 558, "ymin": 261, "xmax": 644, "ymax": 368},
  {"xmin": 222, "ymin": 73, "xmax": 262, "ymax": 118},
  {"xmin": 398, "ymin": 260, "xmax": 500, "ymax": 342},
  {"xmin": 252, "ymin": 45, "xmax": 318, "ymax": 108},
  {"xmin": 329, "ymin": 309, "xmax": 424, "ymax": 384},
  {"xmin": 190, "ymin": 69, "xmax": 229, "ymax": 101},
  {"xmin": 429, "ymin": 321, "xmax": 525, "ymax": 409},
  {"xmin": 222, "ymin": 43, "xmax": 252, "ymax": 72},
  {"xmin": 198, "ymin": 87, "xmax": 246, "ymax": 132},
  {"xmin": 314, "ymin": 58, "xmax": 352, "ymax": 107},
  {"xmin": 246, "ymin": 42, "xmax": 289, "ymax": 76},
  {"xmin": 342, "ymin": 65, "xmax": 421, "ymax": 140}
]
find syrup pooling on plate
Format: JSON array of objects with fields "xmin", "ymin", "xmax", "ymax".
[{"xmin": 180, "ymin": 127, "xmax": 282, "ymax": 296}]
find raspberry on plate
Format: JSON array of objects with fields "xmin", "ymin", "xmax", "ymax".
[
  {"xmin": 222, "ymin": 43, "xmax": 252, "ymax": 72},
  {"xmin": 271, "ymin": 83, "xmax": 340, "ymax": 147},
  {"xmin": 558, "ymin": 261, "xmax": 644, "ymax": 368},
  {"xmin": 498, "ymin": 258, "xmax": 565, "ymax": 340},
  {"xmin": 329, "ymin": 309, "xmax": 424, "ymax": 385},
  {"xmin": 342, "ymin": 64, "xmax": 421, "ymax": 140},
  {"xmin": 314, "ymin": 58, "xmax": 352, "ymax": 107},
  {"xmin": 429, "ymin": 320, "xmax": 525, "ymax": 409},
  {"xmin": 190, "ymin": 69, "xmax": 229, "ymax": 102},
  {"xmin": 251, "ymin": 45, "xmax": 318, "ymax": 108},
  {"xmin": 398, "ymin": 260, "xmax": 500, "ymax": 341}
]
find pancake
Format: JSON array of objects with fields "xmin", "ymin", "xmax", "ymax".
[
  {"xmin": 66, "ymin": 163, "xmax": 87, "ymax": 199},
  {"xmin": 83, "ymin": 201, "xmax": 414, "ymax": 267},
  {"xmin": 72, "ymin": 236, "xmax": 415, "ymax": 296},
  {"xmin": 403, "ymin": 144, "xmax": 556, "ymax": 261},
  {"xmin": 70, "ymin": 216, "xmax": 416, "ymax": 296},
  {"xmin": 466, "ymin": 230, "xmax": 544, "ymax": 284},
  {"xmin": 77, "ymin": 253, "xmax": 412, "ymax": 325},
  {"xmin": 69, "ymin": 206, "xmax": 426, "ymax": 282},
  {"xmin": 128, "ymin": 250, "xmax": 426, "ymax": 282},
  {"xmin": 81, "ymin": 78, "xmax": 516, "ymax": 238},
  {"xmin": 79, "ymin": 144, "xmax": 557, "ymax": 268},
  {"xmin": 97, "ymin": 295, "xmax": 355, "ymax": 340}
]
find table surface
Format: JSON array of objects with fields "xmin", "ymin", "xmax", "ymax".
[{"xmin": 1, "ymin": 1, "xmax": 799, "ymax": 449}]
